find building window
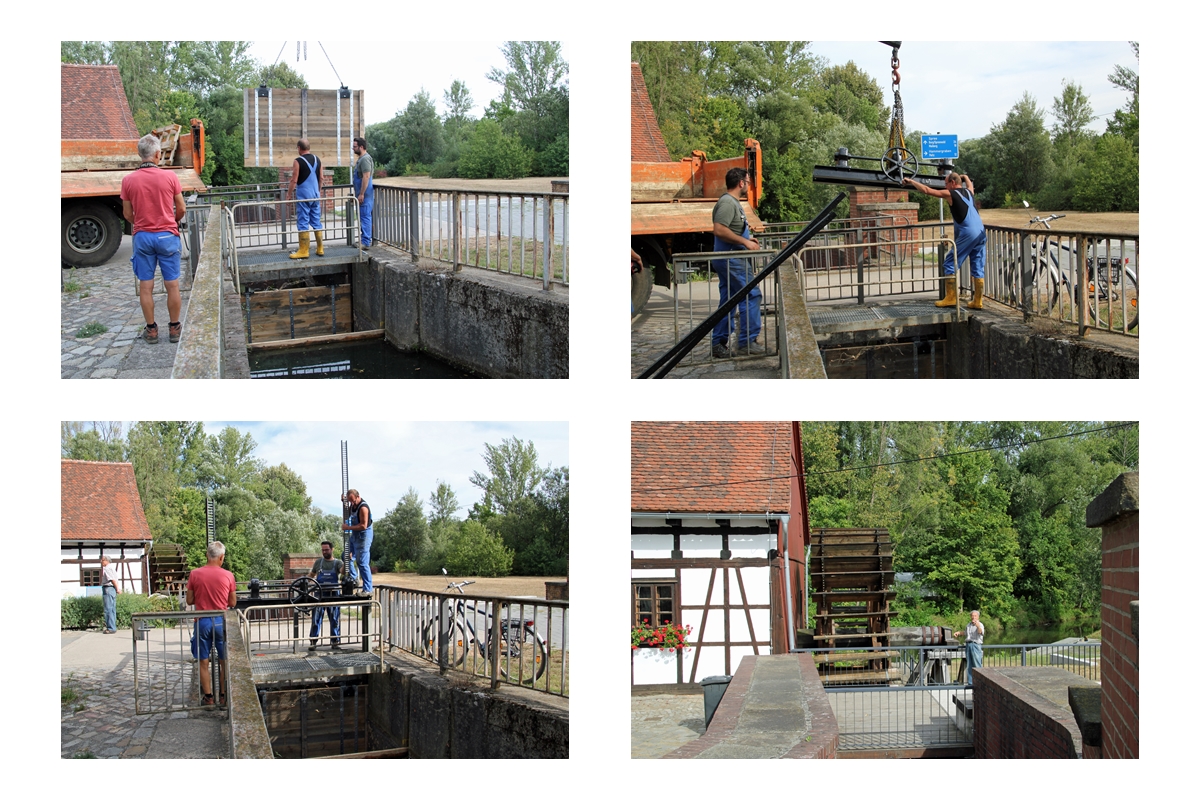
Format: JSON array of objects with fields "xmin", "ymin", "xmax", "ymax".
[
  {"xmin": 81, "ymin": 567, "xmax": 102, "ymax": 587},
  {"xmin": 633, "ymin": 581, "xmax": 677, "ymax": 627}
]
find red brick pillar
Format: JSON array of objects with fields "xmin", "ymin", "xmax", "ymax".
[{"xmin": 1086, "ymin": 472, "xmax": 1139, "ymax": 759}]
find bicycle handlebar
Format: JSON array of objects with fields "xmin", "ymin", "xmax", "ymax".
[
  {"xmin": 445, "ymin": 580, "xmax": 476, "ymax": 594},
  {"xmin": 1029, "ymin": 213, "xmax": 1067, "ymax": 229}
]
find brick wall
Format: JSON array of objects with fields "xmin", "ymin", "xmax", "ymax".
[
  {"xmin": 972, "ymin": 668, "xmax": 1084, "ymax": 758},
  {"xmin": 1087, "ymin": 472, "xmax": 1139, "ymax": 759},
  {"xmin": 802, "ymin": 187, "xmax": 919, "ymax": 269},
  {"xmin": 283, "ymin": 553, "xmax": 318, "ymax": 580}
]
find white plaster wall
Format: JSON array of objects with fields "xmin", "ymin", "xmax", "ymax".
[{"xmin": 631, "ymin": 534, "xmax": 673, "ymax": 558}]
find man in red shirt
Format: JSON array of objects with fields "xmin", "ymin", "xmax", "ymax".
[
  {"xmin": 186, "ymin": 541, "xmax": 238, "ymax": 706},
  {"xmin": 120, "ymin": 133, "xmax": 187, "ymax": 344}
]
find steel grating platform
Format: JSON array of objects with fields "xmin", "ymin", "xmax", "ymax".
[
  {"xmin": 250, "ymin": 649, "xmax": 382, "ymax": 683},
  {"xmin": 808, "ymin": 301, "xmax": 967, "ymax": 335}
]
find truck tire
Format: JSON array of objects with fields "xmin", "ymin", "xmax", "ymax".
[
  {"xmin": 632, "ymin": 266, "xmax": 653, "ymax": 316},
  {"xmin": 62, "ymin": 201, "xmax": 122, "ymax": 268}
]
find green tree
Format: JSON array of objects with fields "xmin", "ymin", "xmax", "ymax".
[
  {"xmin": 198, "ymin": 426, "xmax": 262, "ymax": 490},
  {"xmin": 989, "ymin": 92, "xmax": 1052, "ymax": 204},
  {"xmin": 428, "ymin": 481, "xmax": 461, "ymax": 528},
  {"xmin": 445, "ymin": 519, "xmax": 513, "ymax": 577},
  {"xmin": 395, "ymin": 89, "xmax": 444, "ymax": 171},
  {"xmin": 496, "ymin": 467, "xmax": 569, "ymax": 575},
  {"xmin": 61, "ymin": 422, "xmax": 125, "ymax": 461},
  {"xmin": 458, "ymin": 119, "xmax": 531, "ymax": 179},
  {"xmin": 818, "ymin": 62, "xmax": 887, "ymax": 133},
  {"xmin": 255, "ymin": 61, "xmax": 308, "ymax": 90},
  {"xmin": 1074, "ymin": 134, "xmax": 1138, "ymax": 212},
  {"xmin": 373, "ymin": 489, "xmax": 429, "ymax": 570},
  {"xmin": 899, "ymin": 447, "xmax": 1020, "ymax": 613},
  {"xmin": 250, "ymin": 463, "xmax": 312, "ymax": 515},
  {"xmin": 442, "ymin": 79, "xmax": 474, "ymax": 141},
  {"xmin": 469, "ymin": 437, "xmax": 549, "ymax": 515},
  {"xmin": 1106, "ymin": 42, "xmax": 1139, "ymax": 151},
  {"xmin": 1050, "ymin": 80, "xmax": 1095, "ymax": 151}
]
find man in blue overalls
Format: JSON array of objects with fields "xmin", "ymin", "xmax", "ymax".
[
  {"xmin": 711, "ymin": 168, "xmax": 763, "ymax": 358},
  {"xmin": 308, "ymin": 540, "xmax": 343, "ymax": 651},
  {"xmin": 904, "ymin": 172, "xmax": 987, "ymax": 309},
  {"xmin": 342, "ymin": 490, "xmax": 374, "ymax": 598},
  {"xmin": 352, "ymin": 137, "xmax": 374, "ymax": 248},
  {"xmin": 288, "ymin": 139, "xmax": 324, "ymax": 259}
]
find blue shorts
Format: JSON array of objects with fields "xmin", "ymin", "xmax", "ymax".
[
  {"xmin": 132, "ymin": 230, "xmax": 181, "ymax": 282},
  {"xmin": 190, "ymin": 616, "xmax": 226, "ymax": 661}
]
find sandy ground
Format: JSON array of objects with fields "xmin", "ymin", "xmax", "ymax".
[
  {"xmin": 371, "ymin": 572, "xmax": 564, "ymax": 598},
  {"xmin": 978, "ymin": 209, "xmax": 1138, "ymax": 236},
  {"xmin": 372, "ymin": 176, "xmax": 566, "ymax": 194}
]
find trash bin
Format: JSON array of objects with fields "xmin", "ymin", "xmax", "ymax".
[{"xmin": 701, "ymin": 675, "xmax": 732, "ymax": 728}]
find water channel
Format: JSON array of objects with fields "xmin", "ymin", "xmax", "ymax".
[{"xmin": 250, "ymin": 340, "xmax": 480, "ymax": 379}]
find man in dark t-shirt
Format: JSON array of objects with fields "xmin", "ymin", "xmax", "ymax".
[
  {"xmin": 711, "ymin": 168, "xmax": 763, "ymax": 357},
  {"xmin": 308, "ymin": 540, "xmax": 344, "ymax": 650}
]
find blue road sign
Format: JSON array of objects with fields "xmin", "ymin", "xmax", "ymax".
[{"xmin": 921, "ymin": 135, "xmax": 959, "ymax": 160}]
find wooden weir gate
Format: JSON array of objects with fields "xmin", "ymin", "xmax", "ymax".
[{"xmin": 810, "ymin": 528, "xmax": 898, "ymax": 684}]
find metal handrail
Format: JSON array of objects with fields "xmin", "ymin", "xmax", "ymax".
[
  {"xmin": 373, "ymin": 185, "xmax": 569, "ymax": 289},
  {"xmin": 236, "ymin": 599, "xmax": 382, "ymax": 669},
  {"xmin": 376, "ymin": 585, "xmax": 568, "ymax": 697},
  {"xmin": 131, "ymin": 609, "xmax": 229, "ymax": 717},
  {"xmin": 798, "ymin": 234, "xmax": 958, "ymax": 310}
]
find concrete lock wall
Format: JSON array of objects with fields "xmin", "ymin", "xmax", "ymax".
[
  {"xmin": 945, "ymin": 314, "xmax": 1138, "ymax": 378},
  {"xmin": 366, "ymin": 654, "xmax": 569, "ymax": 758},
  {"xmin": 353, "ymin": 252, "xmax": 569, "ymax": 379}
]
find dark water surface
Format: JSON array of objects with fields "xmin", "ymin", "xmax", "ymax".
[{"xmin": 250, "ymin": 339, "xmax": 480, "ymax": 379}]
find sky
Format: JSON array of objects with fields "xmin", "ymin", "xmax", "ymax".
[
  {"xmin": 805, "ymin": 41, "xmax": 1136, "ymax": 142},
  {"xmin": 244, "ymin": 41, "xmax": 567, "ymax": 126},
  {"xmin": 196, "ymin": 421, "xmax": 569, "ymax": 518}
]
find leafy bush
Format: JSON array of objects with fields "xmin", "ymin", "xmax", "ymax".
[
  {"xmin": 61, "ymin": 593, "xmax": 179, "ymax": 630},
  {"xmin": 444, "ymin": 520, "xmax": 513, "ymax": 577}
]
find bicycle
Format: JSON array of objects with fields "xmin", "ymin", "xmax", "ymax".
[
  {"xmin": 1003, "ymin": 213, "xmax": 1138, "ymax": 330},
  {"xmin": 421, "ymin": 579, "xmax": 548, "ymax": 683}
]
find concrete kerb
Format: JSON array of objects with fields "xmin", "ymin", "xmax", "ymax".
[
  {"xmin": 778, "ymin": 256, "xmax": 828, "ymax": 379},
  {"xmin": 172, "ymin": 206, "xmax": 223, "ymax": 379}
]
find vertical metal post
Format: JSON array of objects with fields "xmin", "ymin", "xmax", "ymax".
[
  {"xmin": 542, "ymin": 195, "xmax": 552, "ymax": 291},
  {"xmin": 1020, "ymin": 233, "xmax": 1034, "ymax": 319},
  {"xmin": 437, "ymin": 596, "xmax": 450, "ymax": 670},
  {"xmin": 1077, "ymin": 234, "xmax": 1088, "ymax": 337},
  {"xmin": 451, "ymin": 192, "xmax": 458, "ymax": 272},
  {"xmin": 362, "ymin": 602, "xmax": 370, "ymax": 653},
  {"xmin": 490, "ymin": 601, "xmax": 502, "ymax": 690},
  {"xmin": 408, "ymin": 190, "xmax": 420, "ymax": 260},
  {"xmin": 856, "ymin": 229, "xmax": 866, "ymax": 305}
]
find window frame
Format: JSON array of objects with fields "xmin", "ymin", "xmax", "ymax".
[
  {"xmin": 631, "ymin": 579, "xmax": 679, "ymax": 628},
  {"xmin": 80, "ymin": 566, "xmax": 103, "ymax": 587}
]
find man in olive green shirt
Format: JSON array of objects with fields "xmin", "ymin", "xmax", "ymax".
[
  {"xmin": 711, "ymin": 168, "xmax": 762, "ymax": 357},
  {"xmin": 353, "ymin": 137, "xmax": 375, "ymax": 247}
]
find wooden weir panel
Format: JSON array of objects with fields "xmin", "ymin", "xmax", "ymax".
[
  {"xmin": 243, "ymin": 88, "xmax": 365, "ymax": 168},
  {"xmin": 809, "ymin": 528, "xmax": 895, "ymax": 672},
  {"xmin": 246, "ymin": 285, "xmax": 352, "ymax": 342}
]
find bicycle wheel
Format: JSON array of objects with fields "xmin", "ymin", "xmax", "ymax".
[
  {"xmin": 1087, "ymin": 266, "xmax": 1138, "ymax": 332},
  {"xmin": 495, "ymin": 621, "xmax": 548, "ymax": 682},
  {"xmin": 421, "ymin": 618, "xmax": 469, "ymax": 666},
  {"xmin": 1029, "ymin": 258, "xmax": 1060, "ymax": 315}
]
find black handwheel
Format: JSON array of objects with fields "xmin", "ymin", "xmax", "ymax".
[
  {"xmin": 881, "ymin": 147, "xmax": 918, "ymax": 183},
  {"xmin": 497, "ymin": 621, "xmax": 548, "ymax": 682},
  {"xmin": 288, "ymin": 576, "xmax": 322, "ymax": 610}
]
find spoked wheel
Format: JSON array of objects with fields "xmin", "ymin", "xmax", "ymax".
[
  {"xmin": 1087, "ymin": 268, "xmax": 1138, "ymax": 331},
  {"xmin": 288, "ymin": 577, "xmax": 322, "ymax": 613},
  {"xmin": 421, "ymin": 619, "xmax": 469, "ymax": 666},
  {"xmin": 1007, "ymin": 258, "xmax": 1061, "ymax": 315},
  {"xmin": 496, "ymin": 621, "xmax": 548, "ymax": 682},
  {"xmin": 881, "ymin": 147, "xmax": 918, "ymax": 183}
]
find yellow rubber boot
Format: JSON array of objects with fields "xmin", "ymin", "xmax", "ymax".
[
  {"xmin": 289, "ymin": 231, "xmax": 310, "ymax": 259},
  {"xmin": 935, "ymin": 275, "xmax": 958, "ymax": 307},
  {"xmin": 968, "ymin": 278, "xmax": 985, "ymax": 309},
  {"xmin": 314, "ymin": 230, "xmax": 325, "ymax": 256}
]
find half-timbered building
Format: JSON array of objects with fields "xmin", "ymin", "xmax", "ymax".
[
  {"xmin": 61, "ymin": 460, "xmax": 153, "ymax": 596},
  {"xmin": 631, "ymin": 422, "xmax": 809, "ymax": 688}
]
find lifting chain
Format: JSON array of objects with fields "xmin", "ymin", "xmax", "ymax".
[{"xmin": 882, "ymin": 42, "xmax": 915, "ymax": 183}]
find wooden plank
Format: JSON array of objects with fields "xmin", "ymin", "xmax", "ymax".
[
  {"xmin": 247, "ymin": 328, "xmax": 384, "ymax": 351},
  {"xmin": 811, "ymin": 650, "xmax": 900, "ymax": 663},
  {"xmin": 315, "ymin": 747, "xmax": 409, "ymax": 759}
]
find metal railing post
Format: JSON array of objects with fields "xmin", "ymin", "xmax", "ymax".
[
  {"xmin": 408, "ymin": 190, "xmax": 420, "ymax": 259},
  {"xmin": 437, "ymin": 595, "xmax": 449, "ymax": 670},
  {"xmin": 856, "ymin": 228, "xmax": 866, "ymax": 305},
  {"xmin": 490, "ymin": 601, "xmax": 502, "ymax": 691},
  {"xmin": 542, "ymin": 194, "xmax": 552, "ymax": 291},
  {"xmin": 452, "ymin": 192, "xmax": 462, "ymax": 272},
  {"xmin": 1077, "ymin": 234, "xmax": 1088, "ymax": 337},
  {"xmin": 1020, "ymin": 232, "xmax": 1034, "ymax": 319}
]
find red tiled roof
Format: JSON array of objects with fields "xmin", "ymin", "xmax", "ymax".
[
  {"xmin": 61, "ymin": 460, "xmax": 152, "ymax": 542},
  {"xmin": 632, "ymin": 422, "xmax": 791, "ymax": 514},
  {"xmin": 631, "ymin": 63, "xmax": 671, "ymax": 163},
  {"xmin": 61, "ymin": 64, "xmax": 139, "ymax": 140}
]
